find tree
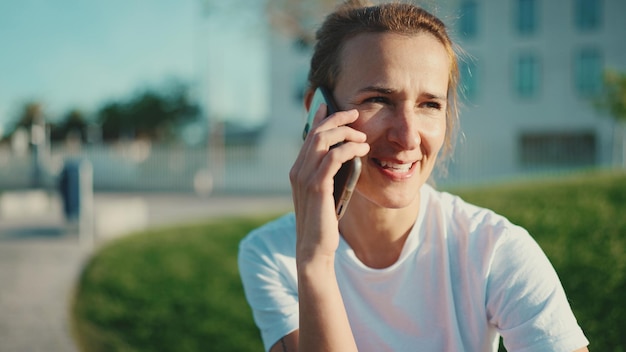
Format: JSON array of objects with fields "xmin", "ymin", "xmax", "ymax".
[
  {"xmin": 7, "ymin": 101, "xmax": 45, "ymax": 135},
  {"xmin": 594, "ymin": 69, "xmax": 626, "ymax": 123},
  {"xmin": 593, "ymin": 69, "xmax": 626, "ymax": 168},
  {"xmin": 96, "ymin": 81, "xmax": 200, "ymax": 142},
  {"xmin": 50, "ymin": 109, "xmax": 89, "ymax": 143},
  {"xmin": 2, "ymin": 101, "xmax": 47, "ymax": 149},
  {"xmin": 98, "ymin": 101, "xmax": 129, "ymax": 141}
]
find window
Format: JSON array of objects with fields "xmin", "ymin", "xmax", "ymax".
[
  {"xmin": 514, "ymin": 53, "xmax": 541, "ymax": 98},
  {"xmin": 459, "ymin": 1, "xmax": 478, "ymax": 40},
  {"xmin": 516, "ymin": 0, "xmax": 537, "ymax": 35},
  {"xmin": 520, "ymin": 132, "xmax": 596, "ymax": 169},
  {"xmin": 574, "ymin": 0, "xmax": 602, "ymax": 31},
  {"xmin": 574, "ymin": 48, "xmax": 603, "ymax": 96},
  {"xmin": 460, "ymin": 59, "xmax": 479, "ymax": 101}
]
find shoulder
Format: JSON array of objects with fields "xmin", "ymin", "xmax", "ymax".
[
  {"xmin": 423, "ymin": 184, "xmax": 522, "ymax": 246},
  {"xmin": 238, "ymin": 212, "xmax": 298, "ymax": 294},
  {"xmin": 427, "ymin": 187, "xmax": 559, "ymax": 288},
  {"xmin": 237, "ymin": 213, "xmax": 300, "ymax": 351},
  {"xmin": 242, "ymin": 211, "xmax": 295, "ymax": 236},
  {"xmin": 433, "ymin": 189, "xmax": 581, "ymax": 345},
  {"xmin": 239, "ymin": 212, "xmax": 297, "ymax": 261},
  {"xmin": 421, "ymin": 184, "xmax": 540, "ymax": 284}
]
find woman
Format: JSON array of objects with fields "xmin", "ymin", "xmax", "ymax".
[{"xmin": 239, "ymin": 1, "xmax": 589, "ymax": 351}]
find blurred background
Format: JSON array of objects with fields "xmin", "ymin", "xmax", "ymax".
[
  {"xmin": 0, "ymin": 0, "xmax": 625, "ymax": 196},
  {"xmin": 1, "ymin": 1, "xmax": 625, "ymax": 351}
]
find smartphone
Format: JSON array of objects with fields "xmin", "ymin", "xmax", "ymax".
[{"xmin": 302, "ymin": 87, "xmax": 362, "ymax": 220}]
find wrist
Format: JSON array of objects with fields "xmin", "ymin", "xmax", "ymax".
[{"xmin": 297, "ymin": 251, "xmax": 336, "ymax": 281}]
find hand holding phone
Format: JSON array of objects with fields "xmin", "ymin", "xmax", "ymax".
[{"xmin": 302, "ymin": 87, "xmax": 362, "ymax": 220}]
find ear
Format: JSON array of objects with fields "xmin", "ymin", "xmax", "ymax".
[{"xmin": 303, "ymin": 88, "xmax": 315, "ymax": 112}]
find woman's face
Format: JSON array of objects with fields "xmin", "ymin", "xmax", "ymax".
[{"xmin": 333, "ymin": 31, "xmax": 450, "ymax": 210}]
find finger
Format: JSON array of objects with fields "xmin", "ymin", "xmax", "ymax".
[
  {"xmin": 295, "ymin": 111, "xmax": 366, "ymax": 185},
  {"xmin": 308, "ymin": 125, "xmax": 368, "ymax": 154},
  {"xmin": 294, "ymin": 140, "xmax": 369, "ymax": 201},
  {"xmin": 294, "ymin": 109, "xmax": 346, "ymax": 176},
  {"xmin": 291, "ymin": 109, "xmax": 367, "ymax": 208},
  {"xmin": 292, "ymin": 135, "xmax": 368, "ymax": 197},
  {"xmin": 317, "ymin": 141, "xmax": 370, "ymax": 177},
  {"xmin": 306, "ymin": 109, "xmax": 360, "ymax": 141},
  {"xmin": 296, "ymin": 103, "xmax": 331, "ymax": 170}
]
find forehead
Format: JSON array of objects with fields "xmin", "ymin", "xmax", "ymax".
[{"xmin": 336, "ymin": 32, "xmax": 451, "ymax": 91}]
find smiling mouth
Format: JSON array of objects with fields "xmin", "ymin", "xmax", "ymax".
[{"xmin": 373, "ymin": 159, "xmax": 415, "ymax": 173}]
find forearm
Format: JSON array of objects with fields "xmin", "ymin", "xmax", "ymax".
[{"xmin": 297, "ymin": 255, "xmax": 357, "ymax": 352}]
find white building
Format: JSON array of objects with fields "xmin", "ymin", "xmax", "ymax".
[
  {"xmin": 264, "ymin": 0, "xmax": 626, "ymax": 187},
  {"xmin": 442, "ymin": 0, "xmax": 626, "ymax": 185}
]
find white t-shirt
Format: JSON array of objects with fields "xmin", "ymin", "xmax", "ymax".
[{"xmin": 238, "ymin": 184, "xmax": 589, "ymax": 351}]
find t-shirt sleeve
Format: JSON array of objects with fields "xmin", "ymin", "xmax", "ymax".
[
  {"xmin": 485, "ymin": 225, "xmax": 589, "ymax": 352},
  {"xmin": 238, "ymin": 221, "xmax": 299, "ymax": 352}
]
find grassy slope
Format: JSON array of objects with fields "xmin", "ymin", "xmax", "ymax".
[
  {"xmin": 72, "ymin": 215, "xmax": 273, "ymax": 352},
  {"xmin": 72, "ymin": 171, "xmax": 626, "ymax": 351}
]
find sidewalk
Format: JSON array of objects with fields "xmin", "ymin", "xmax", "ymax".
[{"xmin": 0, "ymin": 192, "xmax": 293, "ymax": 352}]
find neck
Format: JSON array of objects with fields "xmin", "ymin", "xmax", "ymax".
[{"xmin": 339, "ymin": 192, "xmax": 421, "ymax": 269}]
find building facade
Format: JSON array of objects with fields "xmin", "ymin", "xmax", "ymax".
[
  {"xmin": 265, "ymin": 0, "xmax": 626, "ymax": 187},
  {"xmin": 445, "ymin": 0, "xmax": 625, "ymax": 185}
]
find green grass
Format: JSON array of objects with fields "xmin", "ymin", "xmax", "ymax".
[
  {"xmin": 72, "ymin": 170, "xmax": 626, "ymax": 351},
  {"xmin": 71, "ymin": 215, "xmax": 273, "ymax": 352}
]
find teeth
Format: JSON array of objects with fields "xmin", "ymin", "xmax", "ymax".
[{"xmin": 379, "ymin": 160, "xmax": 412, "ymax": 172}]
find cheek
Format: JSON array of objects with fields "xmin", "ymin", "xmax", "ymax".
[
  {"xmin": 350, "ymin": 112, "xmax": 383, "ymax": 143},
  {"xmin": 421, "ymin": 120, "xmax": 447, "ymax": 153},
  {"xmin": 352, "ymin": 111, "xmax": 447, "ymax": 149}
]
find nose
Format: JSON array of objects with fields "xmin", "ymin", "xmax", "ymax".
[{"xmin": 387, "ymin": 105, "xmax": 421, "ymax": 150}]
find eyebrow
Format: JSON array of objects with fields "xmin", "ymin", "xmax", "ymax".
[
  {"xmin": 357, "ymin": 85, "xmax": 447, "ymax": 101},
  {"xmin": 423, "ymin": 92, "xmax": 448, "ymax": 101},
  {"xmin": 357, "ymin": 85, "xmax": 395, "ymax": 95}
]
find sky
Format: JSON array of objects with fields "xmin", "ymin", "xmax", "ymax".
[{"xmin": 0, "ymin": 0, "xmax": 270, "ymax": 137}]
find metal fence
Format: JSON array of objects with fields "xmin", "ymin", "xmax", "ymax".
[
  {"xmin": 0, "ymin": 137, "xmax": 615, "ymax": 195},
  {"xmin": 0, "ymin": 141, "xmax": 298, "ymax": 194}
]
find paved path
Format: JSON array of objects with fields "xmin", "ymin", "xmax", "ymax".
[{"xmin": 0, "ymin": 192, "xmax": 293, "ymax": 352}]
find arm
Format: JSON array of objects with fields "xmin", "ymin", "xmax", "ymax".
[
  {"xmin": 269, "ymin": 330, "xmax": 299, "ymax": 352},
  {"xmin": 267, "ymin": 258, "xmax": 356, "ymax": 352},
  {"xmin": 289, "ymin": 104, "xmax": 369, "ymax": 352},
  {"xmin": 296, "ymin": 249, "xmax": 356, "ymax": 352}
]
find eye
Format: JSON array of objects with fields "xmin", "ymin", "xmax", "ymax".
[
  {"xmin": 420, "ymin": 101, "xmax": 442, "ymax": 110},
  {"xmin": 363, "ymin": 96, "xmax": 390, "ymax": 104}
]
